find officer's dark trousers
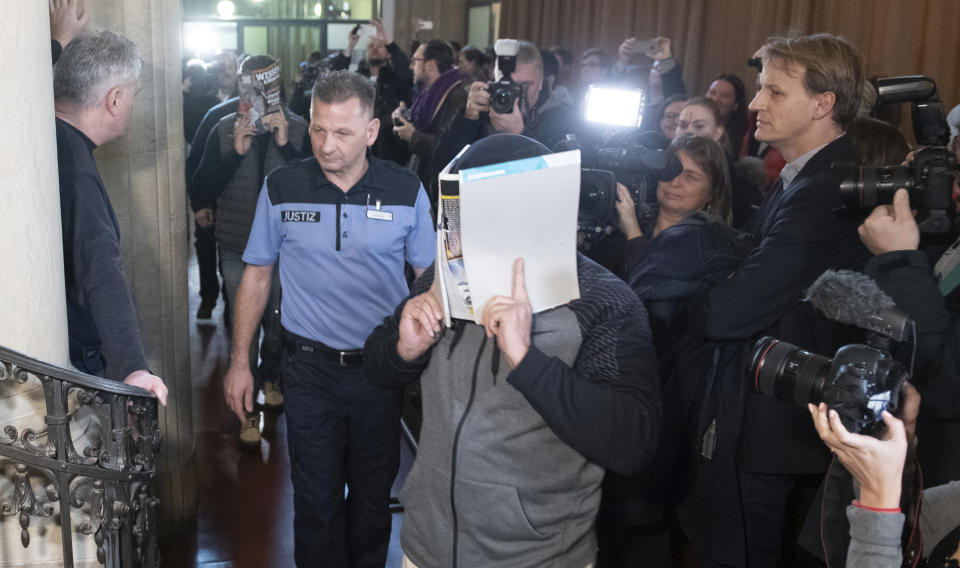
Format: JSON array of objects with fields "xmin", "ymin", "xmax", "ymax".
[
  {"xmin": 194, "ymin": 222, "xmax": 219, "ymax": 304},
  {"xmin": 283, "ymin": 339, "xmax": 402, "ymax": 568}
]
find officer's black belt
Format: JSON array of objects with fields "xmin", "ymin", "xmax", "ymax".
[{"xmin": 283, "ymin": 329, "xmax": 363, "ymax": 367}]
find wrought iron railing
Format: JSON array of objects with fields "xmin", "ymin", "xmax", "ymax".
[{"xmin": 0, "ymin": 346, "xmax": 161, "ymax": 567}]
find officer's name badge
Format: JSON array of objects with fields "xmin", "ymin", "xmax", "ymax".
[
  {"xmin": 281, "ymin": 210, "xmax": 321, "ymax": 222},
  {"xmin": 366, "ymin": 210, "xmax": 393, "ymax": 221}
]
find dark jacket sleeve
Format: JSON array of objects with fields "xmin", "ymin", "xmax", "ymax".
[
  {"xmin": 506, "ymin": 296, "xmax": 661, "ymax": 476},
  {"xmin": 64, "ymin": 176, "xmax": 149, "ymax": 378},
  {"xmin": 186, "ymin": 103, "xmax": 228, "ymax": 181},
  {"xmin": 621, "ymin": 234, "xmax": 654, "ymax": 276},
  {"xmin": 189, "ymin": 127, "xmax": 242, "ymax": 210},
  {"xmin": 865, "ymin": 250, "xmax": 960, "ymax": 420},
  {"xmin": 408, "ymin": 129, "xmax": 436, "ymax": 157},
  {"xmin": 432, "ymin": 112, "xmax": 486, "ymax": 172},
  {"xmin": 689, "ymin": 166, "xmax": 865, "ymax": 340},
  {"xmin": 364, "ymin": 266, "xmax": 436, "ymax": 388}
]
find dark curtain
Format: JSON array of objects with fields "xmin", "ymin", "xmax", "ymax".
[{"xmin": 501, "ymin": 0, "xmax": 960, "ymax": 143}]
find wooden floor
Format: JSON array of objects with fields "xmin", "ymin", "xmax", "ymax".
[{"xmin": 161, "ymin": 242, "xmax": 412, "ymax": 567}]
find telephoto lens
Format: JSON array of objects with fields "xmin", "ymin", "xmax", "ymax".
[
  {"xmin": 747, "ymin": 337, "xmax": 908, "ymax": 436},
  {"xmin": 837, "ymin": 165, "xmax": 914, "ymax": 209},
  {"xmin": 748, "ymin": 337, "xmax": 832, "ymax": 407}
]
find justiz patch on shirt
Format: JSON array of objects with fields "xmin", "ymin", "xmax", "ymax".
[{"xmin": 281, "ymin": 210, "xmax": 321, "ymax": 223}]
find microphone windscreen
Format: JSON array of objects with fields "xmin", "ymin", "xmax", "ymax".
[{"xmin": 804, "ymin": 269, "xmax": 895, "ymax": 327}]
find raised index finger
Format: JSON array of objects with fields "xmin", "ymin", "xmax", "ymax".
[{"xmin": 511, "ymin": 257, "xmax": 529, "ymax": 303}]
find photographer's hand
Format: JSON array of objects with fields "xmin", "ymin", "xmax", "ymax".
[
  {"xmin": 465, "ymin": 81, "xmax": 490, "ymax": 120},
  {"xmin": 393, "ymin": 114, "xmax": 415, "ymax": 142},
  {"xmin": 615, "ymin": 183, "xmax": 644, "ymax": 240},
  {"xmin": 371, "ymin": 18, "xmax": 391, "ymax": 44},
  {"xmin": 809, "ymin": 403, "xmax": 907, "ymax": 509},
  {"xmin": 392, "ymin": 102, "xmax": 406, "ymax": 123},
  {"xmin": 489, "ymin": 98, "xmax": 524, "ymax": 135},
  {"xmin": 481, "ymin": 258, "xmax": 532, "ymax": 369},
  {"xmin": 649, "ymin": 37, "xmax": 672, "ymax": 62},
  {"xmin": 616, "ymin": 37, "xmax": 637, "ymax": 69},
  {"xmin": 858, "ymin": 188, "xmax": 919, "ymax": 255}
]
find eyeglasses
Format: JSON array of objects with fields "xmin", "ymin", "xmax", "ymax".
[
  {"xmin": 662, "ymin": 112, "xmax": 680, "ymax": 120},
  {"xmin": 410, "ymin": 57, "xmax": 425, "ymax": 63}
]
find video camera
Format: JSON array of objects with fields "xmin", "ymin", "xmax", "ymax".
[
  {"xmin": 487, "ymin": 39, "xmax": 525, "ymax": 114},
  {"xmin": 572, "ymin": 130, "xmax": 680, "ymax": 236},
  {"xmin": 746, "ymin": 270, "xmax": 914, "ymax": 436},
  {"xmin": 836, "ymin": 76, "xmax": 958, "ymax": 234}
]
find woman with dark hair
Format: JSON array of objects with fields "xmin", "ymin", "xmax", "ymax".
[
  {"xmin": 676, "ymin": 97, "xmax": 764, "ymax": 228},
  {"xmin": 617, "ymin": 134, "xmax": 733, "ymax": 249},
  {"xmin": 598, "ymin": 135, "xmax": 751, "ymax": 566},
  {"xmin": 707, "ymin": 73, "xmax": 749, "ymax": 156},
  {"xmin": 846, "ymin": 116, "xmax": 910, "ymax": 166}
]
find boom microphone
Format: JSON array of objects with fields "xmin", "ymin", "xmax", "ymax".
[{"xmin": 804, "ymin": 270, "xmax": 913, "ymax": 342}]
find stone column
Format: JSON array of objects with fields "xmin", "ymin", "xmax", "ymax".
[
  {"xmin": 88, "ymin": 0, "xmax": 197, "ymax": 541},
  {"xmin": 0, "ymin": 3, "xmax": 78, "ymax": 564},
  {"xmin": 0, "ymin": 0, "xmax": 69, "ymax": 365}
]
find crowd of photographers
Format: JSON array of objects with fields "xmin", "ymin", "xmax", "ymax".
[{"xmin": 170, "ymin": 18, "xmax": 960, "ymax": 568}]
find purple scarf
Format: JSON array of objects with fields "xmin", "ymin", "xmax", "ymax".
[{"xmin": 409, "ymin": 68, "xmax": 464, "ymax": 131}]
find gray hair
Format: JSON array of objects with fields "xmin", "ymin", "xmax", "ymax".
[
  {"xmin": 516, "ymin": 40, "xmax": 543, "ymax": 77},
  {"xmin": 311, "ymin": 70, "xmax": 375, "ymax": 118},
  {"xmin": 54, "ymin": 30, "xmax": 142, "ymax": 108}
]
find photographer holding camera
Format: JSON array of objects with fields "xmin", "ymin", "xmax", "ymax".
[
  {"xmin": 431, "ymin": 40, "xmax": 578, "ymax": 172},
  {"xmin": 809, "ymin": 384, "xmax": 960, "ymax": 568},
  {"xmin": 860, "ymin": 187, "xmax": 960, "ymax": 487},
  {"xmin": 391, "ymin": 39, "xmax": 467, "ymax": 199}
]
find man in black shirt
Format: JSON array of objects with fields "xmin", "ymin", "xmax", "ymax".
[{"xmin": 53, "ymin": 30, "xmax": 167, "ymax": 404}]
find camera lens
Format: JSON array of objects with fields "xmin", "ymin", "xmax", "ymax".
[
  {"xmin": 837, "ymin": 165, "xmax": 914, "ymax": 209},
  {"xmin": 578, "ymin": 169, "xmax": 617, "ymax": 227},
  {"xmin": 489, "ymin": 87, "xmax": 516, "ymax": 114},
  {"xmin": 747, "ymin": 337, "xmax": 832, "ymax": 407}
]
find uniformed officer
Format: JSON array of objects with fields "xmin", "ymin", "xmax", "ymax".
[{"xmin": 222, "ymin": 70, "xmax": 434, "ymax": 567}]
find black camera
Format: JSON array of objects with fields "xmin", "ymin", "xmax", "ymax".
[
  {"xmin": 836, "ymin": 76, "xmax": 958, "ymax": 234},
  {"xmin": 748, "ymin": 337, "xmax": 907, "ymax": 436},
  {"xmin": 559, "ymin": 130, "xmax": 681, "ymax": 250},
  {"xmin": 488, "ymin": 80, "xmax": 524, "ymax": 114},
  {"xmin": 747, "ymin": 269, "xmax": 915, "ymax": 436},
  {"xmin": 486, "ymin": 39, "xmax": 524, "ymax": 115}
]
